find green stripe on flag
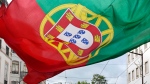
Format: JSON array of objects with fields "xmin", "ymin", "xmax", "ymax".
[{"xmin": 36, "ymin": 0, "xmax": 150, "ymax": 65}]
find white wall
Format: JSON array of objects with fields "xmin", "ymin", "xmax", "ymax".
[{"xmin": 0, "ymin": 38, "xmax": 12, "ymax": 84}]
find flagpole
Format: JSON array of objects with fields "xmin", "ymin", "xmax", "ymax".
[{"xmin": 129, "ymin": 51, "xmax": 144, "ymax": 84}]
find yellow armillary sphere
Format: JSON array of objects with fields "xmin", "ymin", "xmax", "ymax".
[{"xmin": 40, "ymin": 4, "xmax": 114, "ymax": 65}]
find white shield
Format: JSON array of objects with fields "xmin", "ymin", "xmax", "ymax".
[{"xmin": 57, "ymin": 23, "xmax": 93, "ymax": 49}]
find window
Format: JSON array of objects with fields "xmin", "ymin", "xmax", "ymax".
[
  {"xmin": 131, "ymin": 53, "xmax": 134, "ymax": 61},
  {"xmin": 11, "ymin": 49, "xmax": 15, "ymax": 53},
  {"xmin": 128, "ymin": 73, "xmax": 131, "ymax": 82},
  {"xmin": 12, "ymin": 61, "xmax": 19, "ymax": 74},
  {"xmin": 145, "ymin": 61, "xmax": 149, "ymax": 74},
  {"xmin": 6, "ymin": 46, "xmax": 9, "ymax": 56},
  {"xmin": 0, "ymin": 39, "xmax": 1, "ymax": 49},
  {"xmin": 135, "ymin": 49, "xmax": 138, "ymax": 58},
  {"xmin": 136, "ymin": 67, "xmax": 139, "ymax": 79},
  {"xmin": 4, "ymin": 62, "xmax": 8, "ymax": 84},
  {"xmin": 144, "ymin": 43, "xmax": 147, "ymax": 49},
  {"xmin": 23, "ymin": 65, "xmax": 28, "ymax": 72},
  {"xmin": 128, "ymin": 54, "xmax": 130, "ymax": 63},
  {"xmin": 132, "ymin": 70, "xmax": 135, "ymax": 81},
  {"xmin": 21, "ymin": 64, "xmax": 28, "ymax": 78},
  {"xmin": 11, "ymin": 81, "xmax": 18, "ymax": 84},
  {"xmin": 135, "ymin": 49, "xmax": 138, "ymax": 53},
  {"xmin": 140, "ymin": 65, "xmax": 142, "ymax": 77}
]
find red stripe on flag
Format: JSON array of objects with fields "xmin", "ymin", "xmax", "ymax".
[{"xmin": 0, "ymin": 0, "xmax": 88, "ymax": 83}]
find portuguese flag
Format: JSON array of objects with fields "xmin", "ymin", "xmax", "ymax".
[{"xmin": 0, "ymin": 0, "xmax": 150, "ymax": 83}]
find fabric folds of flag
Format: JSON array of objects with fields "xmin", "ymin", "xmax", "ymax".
[{"xmin": 0, "ymin": 0, "xmax": 150, "ymax": 83}]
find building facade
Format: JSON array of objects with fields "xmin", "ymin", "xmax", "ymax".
[
  {"xmin": 10, "ymin": 52, "xmax": 27, "ymax": 84},
  {"xmin": 0, "ymin": 38, "xmax": 46, "ymax": 84},
  {"xmin": 127, "ymin": 43, "xmax": 150, "ymax": 84},
  {"xmin": 0, "ymin": 38, "xmax": 27, "ymax": 84},
  {"xmin": 0, "ymin": 38, "xmax": 12, "ymax": 84}
]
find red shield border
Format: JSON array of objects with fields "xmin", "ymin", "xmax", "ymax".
[{"xmin": 45, "ymin": 9, "xmax": 102, "ymax": 57}]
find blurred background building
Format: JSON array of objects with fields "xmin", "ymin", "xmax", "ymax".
[
  {"xmin": 0, "ymin": 38, "xmax": 45, "ymax": 84},
  {"xmin": 127, "ymin": 42, "xmax": 150, "ymax": 84},
  {"xmin": 0, "ymin": 38, "xmax": 28, "ymax": 84},
  {"xmin": 0, "ymin": 38, "xmax": 12, "ymax": 84},
  {"xmin": 10, "ymin": 51, "xmax": 27, "ymax": 84}
]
